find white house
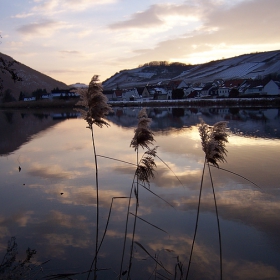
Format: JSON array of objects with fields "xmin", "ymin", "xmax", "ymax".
[
  {"xmin": 263, "ymin": 80, "xmax": 280, "ymax": 95},
  {"xmin": 23, "ymin": 97, "xmax": 36, "ymax": 102},
  {"xmin": 42, "ymin": 94, "xmax": 50, "ymax": 99},
  {"xmin": 122, "ymin": 88, "xmax": 140, "ymax": 101},
  {"xmin": 218, "ymin": 87, "xmax": 230, "ymax": 97},
  {"xmin": 177, "ymin": 80, "xmax": 189, "ymax": 89}
]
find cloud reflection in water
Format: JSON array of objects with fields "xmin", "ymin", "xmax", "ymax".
[{"xmin": 0, "ymin": 108, "xmax": 280, "ymax": 279}]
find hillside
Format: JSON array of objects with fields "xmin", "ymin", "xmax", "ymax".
[
  {"xmin": 0, "ymin": 52, "xmax": 70, "ymax": 101},
  {"xmin": 102, "ymin": 50, "xmax": 280, "ymax": 89}
]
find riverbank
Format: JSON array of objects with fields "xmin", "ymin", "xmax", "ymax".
[
  {"xmin": 108, "ymin": 97, "xmax": 280, "ymax": 107},
  {"xmin": 1, "ymin": 97, "xmax": 280, "ymax": 109},
  {"xmin": 0, "ymin": 99, "xmax": 79, "ymax": 109}
]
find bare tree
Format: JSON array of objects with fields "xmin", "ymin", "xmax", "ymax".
[{"xmin": 0, "ymin": 34, "xmax": 22, "ymax": 93}]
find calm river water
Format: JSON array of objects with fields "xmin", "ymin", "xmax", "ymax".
[{"xmin": 0, "ymin": 106, "xmax": 280, "ymax": 280}]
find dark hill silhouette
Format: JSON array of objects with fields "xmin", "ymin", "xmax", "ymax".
[{"xmin": 0, "ymin": 52, "xmax": 69, "ymax": 101}]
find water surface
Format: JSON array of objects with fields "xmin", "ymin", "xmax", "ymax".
[{"xmin": 0, "ymin": 107, "xmax": 279, "ymax": 280}]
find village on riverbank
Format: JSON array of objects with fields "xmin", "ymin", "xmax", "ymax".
[
  {"xmin": 1, "ymin": 50, "xmax": 280, "ymax": 109},
  {"xmin": 1, "ymin": 76, "xmax": 280, "ymax": 109}
]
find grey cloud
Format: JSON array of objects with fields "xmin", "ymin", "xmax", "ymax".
[
  {"xmin": 44, "ymin": 210, "xmax": 89, "ymax": 231},
  {"xmin": 27, "ymin": 166, "xmax": 72, "ymax": 181},
  {"xmin": 108, "ymin": 1, "xmax": 212, "ymax": 30},
  {"xmin": 175, "ymin": 188, "xmax": 280, "ymax": 248},
  {"xmin": 202, "ymin": 0, "xmax": 280, "ymax": 43},
  {"xmin": 152, "ymin": 166, "xmax": 201, "ymax": 189},
  {"xmin": 17, "ymin": 19, "xmax": 59, "ymax": 35},
  {"xmin": 59, "ymin": 50, "xmax": 80, "ymax": 55},
  {"xmin": 109, "ymin": 5, "xmax": 163, "ymax": 29}
]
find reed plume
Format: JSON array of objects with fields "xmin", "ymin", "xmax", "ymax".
[
  {"xmin": 76, "ymin": 75, "xmax": 112, "ymax": 128},
  {"xmin": 198, "ymin": 120, "xmax": 229, "ymax": 167},
  {"xmin": 130, "ymin": 108, "xmax": 154, "ymax": 150},
  {"xmin": 76, "ymin": 75, "xmax": 112, "ymax": 280},
  {"xmin": 135, "ymin": 147, "xmax": 157, "ymax": 186}
]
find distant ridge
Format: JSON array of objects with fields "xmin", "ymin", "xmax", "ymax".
[
  {"xmin": 102, "ymin": 50, "xmax": 280, "ymax": 90},
  {"xmin": 0, "ymin": 52, "xmax": 69, "ymax": 100},
  {"xmin": 69, "ymin": 82, "xmax": 88, "ymax": 88}
]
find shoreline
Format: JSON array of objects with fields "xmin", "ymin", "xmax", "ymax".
[
  {"xmin": 0, "ymin": 97, "xmax": 279, "ymax": 109},
  {"xmin": 108, "ymin": 97, "xmax": 280, "ymax": 108}
]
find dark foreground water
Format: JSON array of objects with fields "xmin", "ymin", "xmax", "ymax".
[{"xmin": 0, "ymin": 107, "xmax": 280, "ymax": 280}]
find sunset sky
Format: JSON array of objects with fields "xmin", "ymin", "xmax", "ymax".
[{"xmin": 0, "ymin": 0, "xmax": 280, "ymax": 85}]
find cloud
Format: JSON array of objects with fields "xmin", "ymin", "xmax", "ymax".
[
  {"xmin": 147, "ymin": 234, "xmax": 280, "ymax": 279},
  {"xmin": 0, "ymin": 211, "xmax": 34, "ymax": 230},
  {"xmin": 62, "ymin": 187, "xmax": 129, "ymax": 209},
  {"xmin": 17, "ymin": 19, "xmax": 66, "ymax": 36},
  {"xmin": 113, "ymin": 164, "xmax": 201, "ymax": 191},
  {"xmin": 12, "ymin": 13, "xmax": 34, "ymax": 18},
  {"xmin": 45, "ymin": 210, "xmax": 90, "ymax": 230},
  {"xmin": 173, "ymin": 187, "xmax": 280, "ymax": 247},
  {"xmin": 108, "ymin": 1, "xmax": 212, "ymax": 30},
  {"xmin": 32, "ymin": 0, "xmax": 117, "ymax": 13},
  {"xmin": 27, "ymin": 164, "xmax": 72, "ymax": 181},
  {"xmin": 59, "ymin": 50, "xmax": 81, "ymax": 55},
  {"xmin": 119, "ymin": 0, "xmax": 280, "ymax": 63},
  {"xmin": 109, "ymin": 5, "xmax": 164, "ymax": 29},
  {"xmin": 42, "ymin": 232, "xmax": 91, "ymax": 257}
]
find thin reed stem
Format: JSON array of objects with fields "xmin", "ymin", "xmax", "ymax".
[
  {"xmin": 88, "ymin": 197, "xmax": 129, "ymax": 278},
  {"xmin": 96, "ymin": 154, "xmax": 136, "ymax": 166},
  {"xmin": 154, "ymin": 153, "xmax": 185, "ymax": 188},
  {"xmin": 127, "ymin": 148, "xmax": 139, "ymax": 280},
  {"xmin": 138, "ymin": 182, "xmax": 174, "ymax": 208},
  {"xmin": 87, "ymin": 127, "xmax": 99, "ymax": 280},
  {"xmin": 98, "ymin": 151, "xmax": 185, "ymax": 189},
  {"xmin": 186, "ymin": 158, "xmax": 206, "ymax": 280},
  {"xmin": 129, "ymin": 212, "xmax": 168, "ymax": 234},
  {"xmin": 208, "ymin": 163, "xmax": 222, "ymax": 280},
  {"xmin": 209, "ymin": 165, "xmax": 261, "ymax": 189},
  {"xmin": 119, "ymin": 174, "xmax": 136, "ymax": 279}
]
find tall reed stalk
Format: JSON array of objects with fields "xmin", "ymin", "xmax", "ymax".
[
  {"xmin": 185, "ymin": 158, "xmax": 206, "ymax": 280},
  {"xmin": 75, "ymin": 75, "xmax": 112, "ymax": 280},
  {"xmin": 118, "ymin": 108, "xmax": 156, "ymax": 279},
  {"xmin": 208, "ymin": 162, "xmax": 222, "ymax": 279},
  {"xmin": 186, "ymin": 120, "xmax": 228, "ymax": 280},
  {"xmin": 127, "ymin": 147, "xmax": 139, "ymax": 279}
]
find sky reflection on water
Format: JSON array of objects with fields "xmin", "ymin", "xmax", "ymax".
[{"xmin": 0, "ymin": 107, "xmax": 280, "ymax": 279}]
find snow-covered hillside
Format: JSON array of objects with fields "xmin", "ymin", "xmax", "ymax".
[{"xmin": 102, "ymin": 50, "xmax": 280, "ymax": 89}]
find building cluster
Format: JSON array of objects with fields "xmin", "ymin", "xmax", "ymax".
[
  {"xmin": 23, "ymin": 89, "xmax": 80, "ymax": 102},
  {"xmin": 103, "ymin": 79, "xmax": 280, "ymax": 102}
]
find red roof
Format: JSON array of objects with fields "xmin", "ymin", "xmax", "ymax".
[
  {"xmin": 167, "ymin": 80, "xmax": 182, "ymax": 88},
  {"xmin": 114, "ymin": 90, "xmax": 123, "ymax": 97},
  {"xmin": 224, "ymin": 79, "xmax": 245, "ymax": 88}
]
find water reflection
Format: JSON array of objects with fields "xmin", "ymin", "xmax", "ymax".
[
  {"xmin": 108, "ymin": 107, "xmax": 280, "ymax": 139},
  {"xmin": 0, "ymin": 107, "xmax": 280, "ymax": 279},
  {"xmin": 0, "ymin": 109, "xmax": 80, "ymax": 156}
]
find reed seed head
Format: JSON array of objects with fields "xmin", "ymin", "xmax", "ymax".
[
  {"xmin": 136, "ymin": 147, "xmax": 157, "ymax": 186},
  {"xmin": 198, "ymin": 119, "xmax": 229, "ymax": 167},
  {"xmin": 130, "ymin": 108, "xmax": 155, "ymax": 150},
  {"xmin": 76, "ymin": 75, "xmax": 112, "ymax": 128}
]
